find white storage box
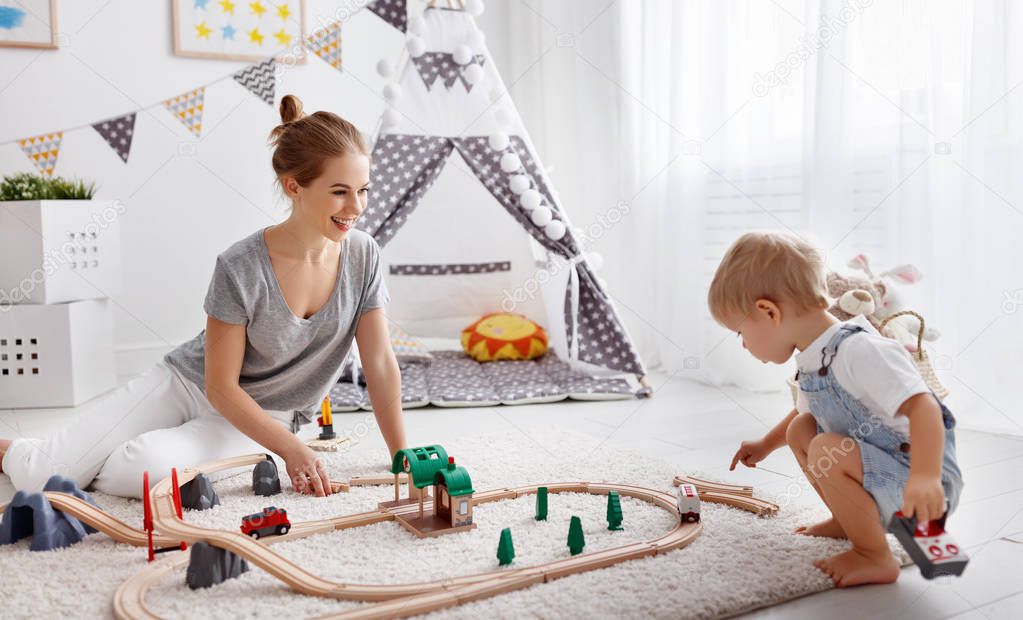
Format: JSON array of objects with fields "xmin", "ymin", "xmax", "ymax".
[
  {"xmin": 0, "ymin": 199, "xmax": 122, "ymax": 306},
  {"xmin": 0, "ymin": 298, "xmax": 116, "ymax": 408}
]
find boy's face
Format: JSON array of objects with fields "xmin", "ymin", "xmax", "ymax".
[{"xmin": 725, "ymin": 300, "xmax": 796, "ymax": 364}]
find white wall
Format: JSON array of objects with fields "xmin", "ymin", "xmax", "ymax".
[
  {"xmin": 0, "ymin": 1, "xmax": 409, "ymax": 362},
  {"xmin": 1, "ymin": 1, "xmax": 636, "ymax": 379}
]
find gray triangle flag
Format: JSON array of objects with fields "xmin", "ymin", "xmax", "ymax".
[
  {"xmin": 367, "ymin": 0, "xmax": 407, "ymax": 32},
  {"xmin": 91, "ymin": 112, "xmax": 136, "ymax": 163},
  {"xmin": 233, "ymin": 58, "xmax": 277, "ymax": 106}
]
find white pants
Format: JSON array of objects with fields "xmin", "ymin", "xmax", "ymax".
[{"xmin": 2, "ymin": 361, "xmax": 295, "ymax": 498}]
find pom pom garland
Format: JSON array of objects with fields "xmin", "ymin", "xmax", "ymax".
[
  {"xmin": 500, "ymin": 153, "xmax": 522, "ymax": 173},
  {"xmin": 508, "ymin": 174, "xmax": 530, "ymax": 194},
  {"xmin": 407, "ymin": 37, "xmax": 426, "ymax": 57},
  {"xmin": 488, "ymin": 132, "xmax": 509, "ymax": 151},
  {"xmin": 520, "ymin": 189, "xmax": 543, "ymax": 211}
]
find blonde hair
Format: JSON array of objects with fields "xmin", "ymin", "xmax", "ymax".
[
  {"xmin": 708, "ymin": 231, "xmax": 830, "ymax": 325},
  {"xmin": 267, "ymin": 94, "xmax": 370, "ymax": 200}
]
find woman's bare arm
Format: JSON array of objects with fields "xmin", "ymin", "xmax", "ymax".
[
  {"xmin": 355, "ymin": 308, "xmax": 407, "ymax": 459},
  {"xmin": 204, "ymin": 315, "xmax": 331, "ymax": 495}
]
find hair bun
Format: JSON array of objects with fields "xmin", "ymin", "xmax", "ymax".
[
  {"xmin": 279, "ymin": 94, "xmax": 305, "ymax": 125},
  {"xmin": 268, "ymin": 94, "xmax": 306, "ymax": 144}
]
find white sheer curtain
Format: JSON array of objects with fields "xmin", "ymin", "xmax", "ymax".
[{"xmin": 481, "ymin": 0, "xmax": 1023, "ymax": 434}]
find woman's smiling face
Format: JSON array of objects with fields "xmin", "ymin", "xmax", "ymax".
[{"xmin": 285, "ymin": 153, "xmax": 371, "ymax": 242}]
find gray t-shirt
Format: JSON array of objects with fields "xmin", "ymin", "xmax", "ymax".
[{"xmin": 164, "ymin": 227, "xmax": 389, "ymax": 422}]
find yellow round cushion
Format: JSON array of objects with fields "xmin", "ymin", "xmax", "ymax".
[{"xmin": 461, "ymin": 313, "xmax": 548, "ymax": 362}]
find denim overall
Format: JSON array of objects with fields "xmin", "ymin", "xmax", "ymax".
[{"xmin": 797, "ymin": 324, "xmax": 964, "ymax": 524}]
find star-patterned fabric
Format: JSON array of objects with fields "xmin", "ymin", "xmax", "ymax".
[
  {"xmin": 329, "ymin": 350, "xmax": 635, "ymax": 410},
  {"xmin": 366, "ymin": 0, "xmax": 407, "ymax": 32},
  {"xmin": 411, "ymin": 52, "xmax": 486, "ymax": 91},
  {"xmin": 450, "ymin": 136, "xmax": 646, "ymax": 376},
  {"xmin": 359, "ymin": 135, "xmax": 646, "ymax": 376},
  {"xmin": 357, "ymin": 133, "xmax": 454, "ymax": 246},
  {"xmin": 566, "ymin": 276, "xmax": 645, "ymax": 375},
  {"xmin": 91, "ymin": 113, "xmax": 136, "ymax": 163},
  {"xmin": 233, "ymin": 58, "xmax": 277, "ymax": 105},
  {"xmin": 389, "ymin": 261, "xmax": 510, "ymax": 276}
]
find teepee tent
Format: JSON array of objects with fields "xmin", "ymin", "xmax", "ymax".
[{"xmin": 358, "ymin": 2, "xmax": 646, "ymax": 381}]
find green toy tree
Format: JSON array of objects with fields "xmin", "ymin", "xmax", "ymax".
[
  {"xmin": 535, "ymin": 486, "xmax": 548, "ymax": 521},
  {"xmin": 606, "ymin": 491, "xmax": 623, "ymax": 531},
  {"xmin": 497, "ymin": 527, "xmax": 515, "ymax": 566},
  {"xmin": 567, "ymin": 516, "xmax": 585, "ymax": 556}
]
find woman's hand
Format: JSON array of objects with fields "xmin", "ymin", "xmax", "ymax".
[
  {"xmin": 730, "ymin": 437, "xmax": 772, "ymax": 470},
  {"xmin": 902, "ymin": 473, "xmax": 945, "ymax": 524},
  {"xmin": 282, "ymin": 443, "xmax": 332, "ymax": 497}
]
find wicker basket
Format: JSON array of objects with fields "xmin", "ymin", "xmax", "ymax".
[
  {"xmin": 785, "ymin": 310, "xmax": 949, "ymax": 405},
  {"xmin": 880, "ymin": 310, "xmax": 949, "ymax": 402}
]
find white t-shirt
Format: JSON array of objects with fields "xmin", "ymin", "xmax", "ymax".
[{"xmin": 794, "ymin": 315, "xmax": 929, "ymax": 436}]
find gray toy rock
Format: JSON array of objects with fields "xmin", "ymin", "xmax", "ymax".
[
  {"xmin": 252, "ymin": 455, "xmax": 282, "ymax": 496},
  {"xmin": 0, "ymin": 475, "xmax": 99, "ymax": 551},
  {"xmin": 185, "ymin": 541, "xmax": 249, "ymax": 589},
  {"xmin": 180, "ymin": 473, "xmax": 220, "ymax": 511}
]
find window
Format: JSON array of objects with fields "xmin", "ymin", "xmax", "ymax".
[{"xmin": 459, "ymin": 500, "xmax": 468, "ymax": 515}]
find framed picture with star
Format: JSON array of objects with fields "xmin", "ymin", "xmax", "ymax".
[{"xmin": 171, "ymin": 0, "xmax": 307, "ymax": 63}]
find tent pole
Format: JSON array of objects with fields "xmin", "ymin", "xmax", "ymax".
[{"xmin": 639, "ymin": 375, "xmax": 654, "ymax": 394}]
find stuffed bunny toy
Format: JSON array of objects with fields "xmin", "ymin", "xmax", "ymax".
[{"xmin": 847, "ymin": 254, "xmax": 940, "ymax": 350}]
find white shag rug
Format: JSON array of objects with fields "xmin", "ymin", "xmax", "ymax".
[{"xmin": 0, "ymin": 429, "xmax": 906, "ymax": 619}]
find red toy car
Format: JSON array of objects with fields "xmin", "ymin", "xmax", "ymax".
[{"xmin": 240, "ymin": 506, "xmax": 291, "ymax": 539}]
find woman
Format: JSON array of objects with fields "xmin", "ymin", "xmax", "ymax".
[{"xmin": 0, "ymin": 95, "xmax": 407, "ymax": 498}]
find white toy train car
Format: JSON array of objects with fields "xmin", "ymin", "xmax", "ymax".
[{"xmin": 677, "ymin": 483, "xmax": 701, "ymax": 523}]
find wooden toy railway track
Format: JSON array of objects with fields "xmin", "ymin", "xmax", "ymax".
[
  {"xmin": 0, "ymin": 492, "xmax": 181, "ymax": 548},
  {"xmin": 4, "ymin": 455, "xmax": 776, "ymax": 619}
]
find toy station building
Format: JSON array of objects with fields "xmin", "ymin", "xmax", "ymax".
[{"xmin": 388, "ymin": 445, "xmax": 476, "ymax": 536}]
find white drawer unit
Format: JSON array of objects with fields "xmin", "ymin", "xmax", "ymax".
[
  {"xmin": 0, "ymin": 299, "xmax": 116, "ymax": 408},
  {"xmin": 0, "ymin": 199, "xmax": 122, "ymax": 306}
]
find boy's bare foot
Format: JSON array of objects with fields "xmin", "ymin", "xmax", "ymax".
[
  {"xmin": 795, "ymin": 517, "xmax": 847, "ymax": 539},
  {"xmin": 0, "ymin": 439, "xmax": 11, "ymax": 473},
  {"xmin": 814, "ymin": 548, "xmax": 900, "ymax": 587}
]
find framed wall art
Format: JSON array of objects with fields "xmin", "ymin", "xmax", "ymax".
[
  {"xmin": 171, "ymin": 0, "xmax": 306, "ymax": 63},
  {"xmin": 0, "ymin": 0, "xmax": 58, "ymax": 49}
]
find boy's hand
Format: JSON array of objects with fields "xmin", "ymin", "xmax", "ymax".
[
  {"xmin": 730, "ymin": 438, "xmax": 772, "ymax": 470},
  {"xmin": 902, "ymin": 474, "xmax": 945, "ymax": 523}
]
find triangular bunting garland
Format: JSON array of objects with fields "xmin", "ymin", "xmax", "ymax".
[
  {"xmin": 18, "ymin": 132, "xmax": 63, "ymax": 177},
  {"xmin": 367, "ymin": 0, "xmax": 407, "ymax": 32},
  {"xmin": 163, "ymin": 88, "xmax": 205, "ymax": 138},
  {"xmin": 91, "ymin": 112, "xmax": 137, "ymax": 163},
  {"xmin": 305, "ymin": 21, "xmax": 342, "ymax": 72},
  {"xmin": 412, "ymin": 52, "xmax": 485, "ymax": 91},
  {"xmin": 233, "ymin": 58, "xmax": 277, "ymax": 106}
]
